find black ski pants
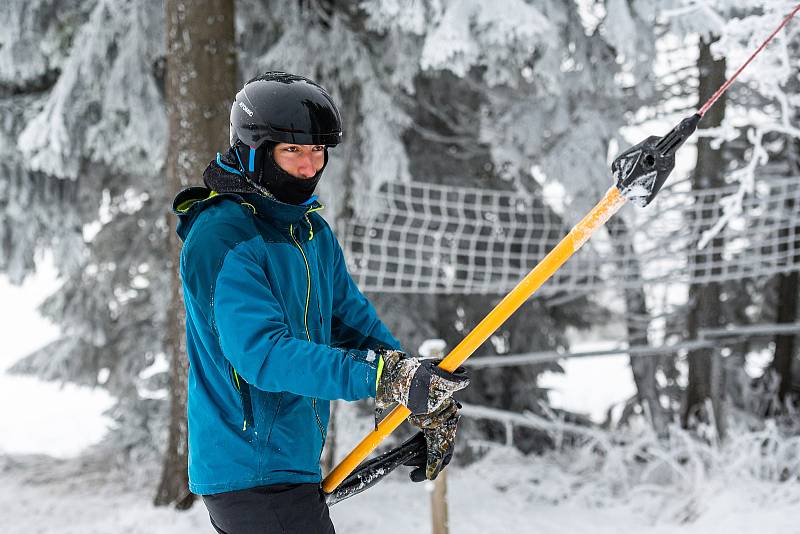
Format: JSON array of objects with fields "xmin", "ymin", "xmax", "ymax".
[{"xmin": 201, "ymin": 483, "xmax": 336, "ymax": 534}]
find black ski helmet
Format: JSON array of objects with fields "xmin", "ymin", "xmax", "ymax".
[{"xmin": 229, "ymin": 71, "xmax": 343, "ymax": 148}]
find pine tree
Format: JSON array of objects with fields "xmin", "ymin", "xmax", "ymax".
[
  {"xmin": 2, "ymin": 0, "xmax": 172, "ymax": 471},
  {"xmin": 665, "ymin": 1, "xmax": 800, "ymax": 425}
]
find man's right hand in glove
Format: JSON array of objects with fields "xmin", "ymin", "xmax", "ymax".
[{"xmin": 374, "ymin": 349, "xmax": 469, "ymax": 420}]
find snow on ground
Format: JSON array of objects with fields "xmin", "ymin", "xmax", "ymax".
[
  {"xmin": 0, "ymin": 375, "xmax": 113, "ymax": 457},
  {"xmin": 3, "ymin": 444, "xmax": 799, "ymax": 534},
  {"xmin": 0, "ymin": 261, "xmax": 114, "ymax": 457}
]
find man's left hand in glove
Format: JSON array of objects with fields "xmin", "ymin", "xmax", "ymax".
[{"xmin": 404, "ymin": 397, "xmax": 462, "ymax": 481}]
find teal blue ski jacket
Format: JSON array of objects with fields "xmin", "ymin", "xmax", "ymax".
[{"xmin": 173, "ymin": 183, "xmax": 400, "ymax": 495}]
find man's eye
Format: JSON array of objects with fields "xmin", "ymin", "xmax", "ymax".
[{"xmin": 313, "ymin": 145, "xmax": 325, "ymax": 151}]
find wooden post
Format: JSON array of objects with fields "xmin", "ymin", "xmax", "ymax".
[
  {"xmin": 431, "ymin": 469, "xmax": 449, "ymax": 534},
  {"xmin": 423, "ymin": 340, "xmax": 450, "ymax": 534}
]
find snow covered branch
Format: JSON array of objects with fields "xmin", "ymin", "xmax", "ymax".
[{"xmin": 692, "ymin": 1, "xmax": 800, "ymax": 249}]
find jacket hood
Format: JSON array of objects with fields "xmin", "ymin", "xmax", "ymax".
[{"xmin": 172, "ymin": 187, "xmax": 237, "ymax": 242}]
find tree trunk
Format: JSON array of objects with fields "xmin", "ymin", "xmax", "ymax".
[
  {"xmin": 772, "ymin": 165, "xmax": 800, "ymax": 402},
  {"xmin": 773, "ymin": 269, "xmax": 798, "ymax": 402},
  {"xmin": 606, "ymin": 217, "xmax": 667, "ymax": 436},
  {"xmin": 155, "ymin": 0, "xmax": 238, "ymax": 509},
  {"xmin": 682, "ymin": 37, "xmax": 727, "ymax": 433},
  {"xmin": 321, "ymin": 400, "xmax": 338, "ymax": 476}
]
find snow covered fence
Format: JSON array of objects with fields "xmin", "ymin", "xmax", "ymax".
[
  {"xmin": 341, "ymin": 177, "xmax": 800, "ymax": 296},
  {"xmin": 459, "ymin": 402, "xmax": 605, "ymax": 447},
  {"xmin": 464, "ymin": 339, "xmax": 714, "ymax": 369},
  {"xmin": 458, "ymin": 323, "xmax": 800, "ymax": 369}
]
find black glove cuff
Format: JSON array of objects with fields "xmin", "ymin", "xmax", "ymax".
[{"xmin": 407, "ymin": 360, "xmax": 469, "ymax": 415}]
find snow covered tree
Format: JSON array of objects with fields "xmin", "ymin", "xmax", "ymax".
[
  {"xmin": 0, "ymin": 0, "xmax": 87, "ymax": 283},
  {"xmin": 664, "ymin": 0, "xmax": 800, "ymax": 424},
  {"xmin": 1, "ymin": 0, "xmax": 171, "ymax": 471},
  {"xmin": 1, "ymin": 0, "xmax": 666, "ymax": 470}
]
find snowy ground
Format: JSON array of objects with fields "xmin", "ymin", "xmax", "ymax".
[
  {"xmin": 4, "ymin": 445, "xmax": 800, "ymax": 534},
  {"xmin": 0, "ymin": 262, "xmax": 113, "ymax": 458}
]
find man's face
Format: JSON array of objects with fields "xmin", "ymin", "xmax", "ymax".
[{"xmin": 273, "ymin": 143, "xmax": 325, "ymax": 179}]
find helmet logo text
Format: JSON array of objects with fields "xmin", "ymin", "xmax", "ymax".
[{"xmin": 238, "ymin": 101, "xmax": 254, "ymax": 117}]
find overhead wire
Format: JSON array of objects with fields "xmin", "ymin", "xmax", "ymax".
[{"xmin": 697, "ymin": 4, "xmax": 800, "ymax": 117}]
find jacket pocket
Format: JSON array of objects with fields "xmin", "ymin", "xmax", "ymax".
[
  {"xmin": 227, "ymin": 362, "xmax": 254, "ymax": 436},
  {"xmin": 263, "ymin": 392, "xmax": 284, "ymax": 450}
]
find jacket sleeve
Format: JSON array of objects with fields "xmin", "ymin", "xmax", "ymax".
[
  {"xmin": 329, "ymin": 229, "xmax": 403, "ymax": 353},
  {"xmin": 210, "ymin": 236, "xmax": 380, "ymax": 401}
]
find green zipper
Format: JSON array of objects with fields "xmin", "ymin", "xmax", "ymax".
[
  {"xmin": 229, "ymin": 365, "xmax": 249, "ymax": 432},
  {"xmin": 289, "ymin": 223, "xmax": 326, "ymax": 446}
]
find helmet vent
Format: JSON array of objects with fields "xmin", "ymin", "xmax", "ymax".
[{"xmin": 273, "ymin": 126, "xmax": 307, "ymax": 134}]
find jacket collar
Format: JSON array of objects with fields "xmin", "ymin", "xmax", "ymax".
[
  {"xmin": 237, "ymin": 191, "xmax": 323, "ymax": 227},
  {"xmin": 172, "ymin": 185, "xmax": 324, "ymax": 242}
]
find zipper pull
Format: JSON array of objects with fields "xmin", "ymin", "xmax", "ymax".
[{"xmin": 305, "ymin": 214, "xmax": 314, "ymax": 241}]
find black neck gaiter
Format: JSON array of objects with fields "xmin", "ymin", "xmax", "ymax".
[
  {"xmin": 237, "ymin": 142, "xmax": 327, "ymax": 205},
  {"xmin": 261, "ymin": 144, "xmax": 326, "ymax": 205}
]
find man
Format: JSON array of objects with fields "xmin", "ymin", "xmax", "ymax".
[{"xmin": 172, "ymin": 72, "xmax": 469, "ymax": 534}]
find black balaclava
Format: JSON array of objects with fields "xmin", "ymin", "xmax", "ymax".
[{"xmin": 237, "ymin": 142, "xmax": 327, "ymax": 205}]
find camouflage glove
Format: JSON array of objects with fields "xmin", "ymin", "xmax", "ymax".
[
  {"xmin": 375, "ymin": 349, "xmax": 469, "ymax": 422},
  {"xmin": 405, "ymin": 398, "xmax": 461, "ymax": 481}
]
